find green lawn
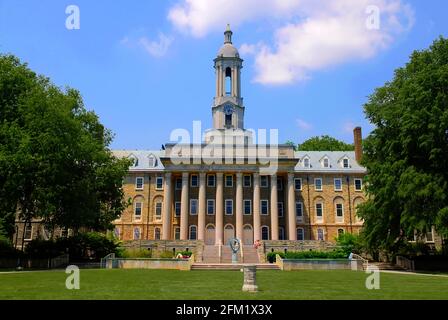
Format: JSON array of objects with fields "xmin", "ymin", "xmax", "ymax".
[{"xmin": 0, "ymin": 269, "xmax": 447, "ymax": 300}]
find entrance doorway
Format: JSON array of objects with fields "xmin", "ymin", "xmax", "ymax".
[
  {"xmin": 205, "ymin": 225, "xmax": 215, "ymax": 245},
  {"xmin": 243, "ymin": 225, "xmax": 253, "ymax": 245},
  {"xmin": 223, "ymin": 225, "xmax": 235, "ymax": 245}
]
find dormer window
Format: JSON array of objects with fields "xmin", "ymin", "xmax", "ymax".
[
  {"xmin": 323, "ymin": 158, "xmax": 330, "ymax": 168},
  {"xmin": 148, "ymin": 155, "xmax": 157, "ymax": 167},
  {"xmin": 303, "ymin": 157, "xmax": 310, "ymax": 168},
  {"xmin": 343, "ymin": 158, "xmax": 349, "ymax": 168},
  {"xmin": 128, "ymin": 154, "xmax": 138, "ymax": 167}
]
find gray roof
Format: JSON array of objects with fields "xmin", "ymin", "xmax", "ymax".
[
  {"xmin": 293, "ymin": 151, "xmax": 366, "ymax": 173},
  {"xmin": 217, "ymin": 43, "xmax": 239, "ymax": 58},
  {"xmin": 112, "ymin": 150, "xmax": 166, "ymax": 171}
]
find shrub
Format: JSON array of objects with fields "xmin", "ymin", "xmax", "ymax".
[
  {"xmin": 118, "ymin": 248, "xmax": 152, "ymax": 258},
  {"xmin": 159, "ymin": 251, "xmax": 175, "ymax": 259},
  {"xmin": 267, "ymin": 250, "xmax": 348, "ymax": 263},
  {"xmin": 335, "ymin": 233, "xmax": 362, "ymax": 255}
]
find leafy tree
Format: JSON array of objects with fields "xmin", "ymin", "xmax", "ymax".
[
  {"xmin": 0, "ymin": 54, "xmax": 131, "ymax": 243},
  {"xmin": 296, "ymin": 135, "xmax": 354, "ymax": 151},
  {"xmin": 358, "ymin": 37, "xmax": 448, "ymax": 255}
]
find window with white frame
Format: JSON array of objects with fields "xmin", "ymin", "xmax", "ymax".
[
  {"xmin": 336, "ymin": 203, "xmax": 344, "ymax": 222},
  {"xmin": 225, "ymin": 199, "xmax": 233, "ymax": 215},
  {"xmin": 207, "ymin": 174, "xmax": 215, "ymax": 187},
  {"xmin": 24, "ymin": 224, "xmax": 33, "ymax": 241},
  {"xmin": 155, "ymin": 202, "xmax": 162, "ymax": 220},
  {"xmin": 261, "ymin": 200, "xmax": 269, "ymax": 215},
  {"xmin": 279, "ymin": 227, "xmax": 285, "ymax": 240},
  {"xmin": 207, "ymin": 199, "xmax": 215, "ymax": 215},
  {"xmin": 148, "ymin": 155, "xmax": 157, "ymax": 167},
  {"xmin": 294, "ymin": 178, "xmax": 302, "ymax": 191},
  {"xmin": 260, "ymin": 176, "xmax": 268, "ymax": 188},
  {"xmin": 175, "ymin": 202, "xmax": 181, "ymax": 217},
  {"xmin": 135, "ymin": 177, "xmax": 144, "ymax": 190},
  {"xmin": 135, "ymin": 202, "xmax": 143, "ymax": 220},
  {"xmin": 354, "ymin": 179, "xmax": 363, "ymax": 191},
  {"xmin": 225, "ymin": 175, "xmax": 233, "ymax": 187},
  {"xmin": 315, "ymin": 178, "xmax": 323, "ymax": 191},
  {"xmin": 133, "ymin": 227, "xmax": 141, "ymax": 240},
  {"xmin": 343, "ymin": 158, "xmax": 350, "ymax": 168},
  {"xmin": 189, "ymin": 225, "xmax": 197, "ymax": 240},
  {"xmin": 297, "ymin": 228, "xmax": 304, "ymax": 241},
  {"xmin": 174, "ymin": 227, "xmax": 181, "ymax": 240},
  {"xmin": 334, "ymin": 178, "xmax": 343, "ymax": 191},
  {"xmin": 243, "ymin": 175, "xmax": 251, "ymax": 187},
  {"xmin": 296, "ymin": 202, "xmax": 303, "ymax": 221},
  {"xmin": 156, "ymin": 177, "xmax": 164, "ymax": 190},
  {"xmin": 303, "ymin": 158, "xmax": 310, "ymax": 168},
  {"xmin": 175, "ymin": 178, "xmax": 182, "ymax": 190},
  {"xmin": 191, "ymin": 174, "xmax": 199, "ymax": 187},
  {"xmin": 317, "ymin": 229, "xmax": 324, "ymax": 241},
  {"xmin": 190, "ymin": 199, "xmax": 198, "ymax": 215},
  {"xmin": 278, "ymin": 202, "xmax": 284, "ymax": 217},
  {"xmin": 323, "ymin": 157, "xmax": 330, "ymax": 168},
  {"xmin": 316, "ymin": 203, "xmax": 323, "ymax": 221},
  {"xmin": 244, "ymin": 200, "xmax": 252, "ymax": 215},
  {"xmin": 426, "ymin": 228, "xmax": 434, "ymax": 243}
]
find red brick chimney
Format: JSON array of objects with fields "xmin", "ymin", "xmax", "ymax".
[{"xmin": 353, "ymin": 127, "xmax": 362, "ymax": 163}]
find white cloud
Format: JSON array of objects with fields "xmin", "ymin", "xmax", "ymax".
[
  {"xmin": 167, "ymin": 0, "xmax": 414, "ymax": 85},
  {"xmin": 138, "ymin": 33, "xmax": 173, "ymax": 58},
  {"xmin": 296, "ymin": 118, "xmax": 313, "ymax": 131}
]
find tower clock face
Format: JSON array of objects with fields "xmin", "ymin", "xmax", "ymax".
[{"xmin": 224, "ymin": 104, "xmax": 234, "ymax": 115}]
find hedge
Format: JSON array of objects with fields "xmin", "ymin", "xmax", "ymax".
[{"xmin": 267, "ymin": 250, "xmax": 348, "ymax": 263}]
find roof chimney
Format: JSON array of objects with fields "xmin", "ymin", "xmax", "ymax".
[{"xmin": 354, "ymin": 127, "xmax": 362, "ymax": 163}]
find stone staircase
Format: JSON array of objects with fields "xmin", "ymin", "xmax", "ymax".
[
  {"xmin": 202, "ymin": 245, "xmax": 220, "ymax": 263},
  {"xmin": 364, "ymin": 262, "xmax": 407, "ymax": 271},
  {"xmin": 242, "ymin": 245, "xmax": 259, "ymax": 264},
  {"xmin": 191, "ymin": 264, "xmax": 280, "ymax": 271}
]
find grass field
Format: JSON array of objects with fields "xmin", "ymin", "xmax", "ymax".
[{"xmin": 0, "ymin": 269, "xmax": 447, "ymax": 300}]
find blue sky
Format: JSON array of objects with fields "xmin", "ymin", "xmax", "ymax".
[{"xmin": 0, "ymin": 0, "xmax": 447, "ymax": 150}]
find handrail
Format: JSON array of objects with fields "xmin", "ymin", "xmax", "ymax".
[
  {"xmin": 350, "ymin": 253, "xmax": 368, "ymax": 268},
  {"xmin": 100, "ymin": 253, "xmax": 116, "ymax": 269}
]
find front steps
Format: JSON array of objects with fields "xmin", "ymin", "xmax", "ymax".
[
  {"xmin": 202, "ymin": 245, "xmax": 260, "ymax": 264},
  {"xmin": 191, "ymin": 263, "xmax": 280, "ymax": 271},
  {"xmin": 364, "ymin": 262, "xmax": 407, "ymax": 271}
]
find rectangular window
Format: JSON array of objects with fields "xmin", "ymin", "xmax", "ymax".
[
  {"xmin": 135, "ymin": 202, "xmax": 142, "ymax": 220},
  {"xmin": 260, "ymin": 176, "xmax": 269, "ymax": 188},
  {"xmin": 225, "ymin": 199, "xmax": 233, "ymax": 215},
  {"xmin": 261, "ymin": 200, "xmax": 269, "ymax": 215},
  {"xmin": 277, "ymin": 178, "xmax": 283, "ymax": 190},
  {"xmin": 336, "ymin": 203, "xmax": 343, "ymax": 222},
  {"xmin": 316, "ymin": 203, "xmax": 323, "ymax": 221},
  {"xmin": 191, "ymin": 174, "xmax": 199, "ymax": 187},
  {"xmin": 334, "ymin": 178, "xmax": 343, "ymax": 191},
  {"xmin": 155, "ymin": 203, "xmax": 162, "ymax": 219},
  {"xmin": 297, "ymin": 228, "xmax": 304, "ymax": 241},
  {"xmin": 190, "ymin": 199, "xmax": 198, "ymax": 215},
  {"xmin": 175, "ymin": 202, "xmax": 181, "ymax": 217},
  {"xmin": 296, "ymin": 202, "xmax": 303, "ymax": 221},
  {"xmin": 426, "ymin": 229, "xmax": 434, "ymax": 243},
  {"xmin": 156, "ymin": 177, "xmax": 164, "ymax": 190},
  {"xmin": 207, "ymin": 199, "xmax": 215, "ymax": 215},
  {"xmin": 225, "ymin": 175, "xmax": 233, "ymax": 187},
  {"xmin": 243, "ymin": 175, "xmax": 252, "ymax": 187},
  {"xmin": 354, "ymin": 179, "xmax": 363, "ymax": 191},
  {"xmin": 315, "ymin": 178, "xmax": 323, "ymax": 191},
  {"xmin": 175, "ymin": 227, "xmax": 181, "ymax": 240},
  {"xmin": 175, "ymin": 178, "xmax": 182, "ymax": 190},
  {"xmin": 207, "ymin": 174, "xmax": 215, "ymax": 187},
  {"xmin": 136, "ymin": 177, "xmax": 144, "ymax": 190},
  {"xmin": 294, "ymin": 178, "xmax": 302, "ymax": 191},
  {"xmin": 244, "ymin": 200, "xmax": 252, "ymax": 215},
  {"xmin": 278, "ymin": 202, "xmax": 284, "ymax": 217},
  {"xmin": 24, "ymin": 224, "xmax": 33, "ymax": 241},
  {"xmin": 343, "ymin": 158, "xmax": 350, "ymax": 168}
]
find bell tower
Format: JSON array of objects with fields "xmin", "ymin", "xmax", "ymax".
[{"xmin": 212, "ymin": 25, "xmax": 245, "ymax": 130}]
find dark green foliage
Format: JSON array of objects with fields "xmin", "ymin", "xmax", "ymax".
[
  {"xmin": 267, "ymin": 250, "xmax": 348, "ymax": 263},
  {"xmin": 0, "ymin": 54, "xmax": 131, "ymax": 238},
  {"xmin": 335, "ymin": 233, "xmax": 362, "ymax": 256},
  {"xmin": 297, "ymin": 135, "xmax": 354, "ymax": 151},
  {"xmin": 358, "ymin": 37, "xmax": 448, "ymax": 254},
  {"xmin": 24, "ymin": 232, "xmax": 119, "ymax": 261}
]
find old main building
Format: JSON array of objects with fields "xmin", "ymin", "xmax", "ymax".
[{"xmin": 112, "ymin": 27, "xmax": 367, "ymax": 246}]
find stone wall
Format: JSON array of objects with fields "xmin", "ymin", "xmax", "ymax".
[
  {"xmin": 121, "ymin": 240, "xmax": 204, "ymax": 262},
  {"xmin": 261, "ymin": 240, "xmax": 340, "ymax": 254}
]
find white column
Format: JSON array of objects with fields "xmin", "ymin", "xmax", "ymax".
[
  {"xmin": 253, "ymin": 173, "xmax": 261, "ymax": 242},
  {"xmin": 198, "ymin": 173, "xmax": 206, "ymax": 241},
  {"xmin": 215, "ymin": 173, "xmax": 224, "ymax": 245},
  {"xmin": 270, "ymin": 173, "xmax": 279, "ymax": 240},
  {"xmin": 287, "ymin": 173, "xmax": 297, "ymax": 240},
  {"xmin": 162, "ymin": 172, "xmax": 172, "ymax": 240},
  {"xmin": 236, "ymin": 172, "xmax": 243, "ymax": 241},
  {"xmin": 180, "ymin": 172, "xmax": 189, "ymax": 240}
]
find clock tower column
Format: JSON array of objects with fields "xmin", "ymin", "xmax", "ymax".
[{"xmin": 212, "ymin": 25, "xmax": 245, "ymax": 130}]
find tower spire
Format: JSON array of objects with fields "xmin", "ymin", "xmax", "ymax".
[{"xmin": 224, "ymin": 24, "xmax": 232, "ymax": 44}]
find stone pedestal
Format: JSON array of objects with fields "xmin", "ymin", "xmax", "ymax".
[{"xmin": 242, "ymin": 265, "xmax": 258, "ymax": 292}]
